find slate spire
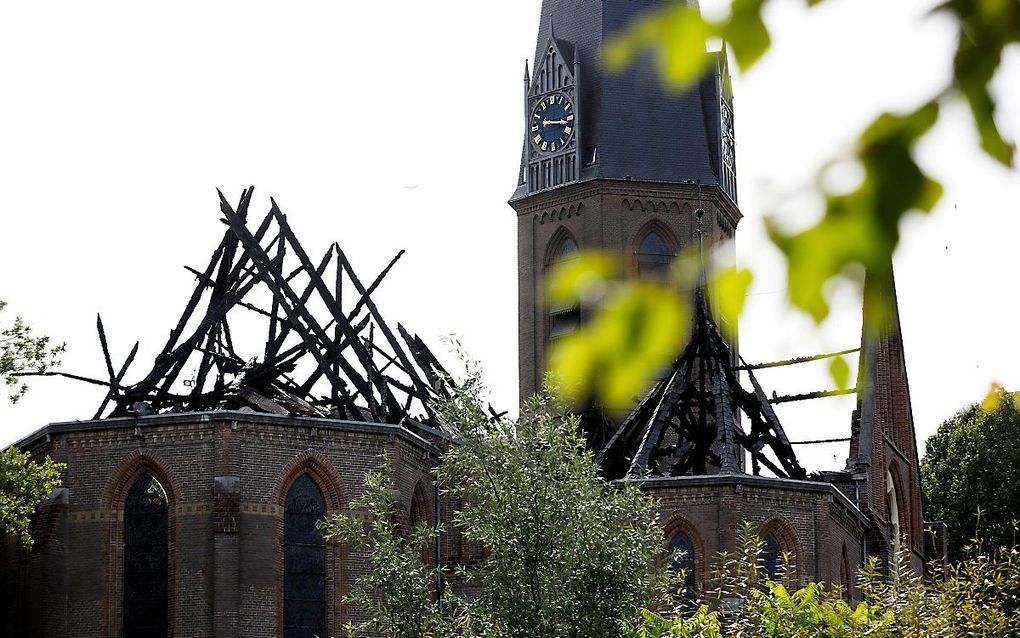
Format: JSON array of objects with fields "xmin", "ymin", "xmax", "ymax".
[{"xmin": 513, "ymin": 0, "xmax": 734, "ymax": 200}]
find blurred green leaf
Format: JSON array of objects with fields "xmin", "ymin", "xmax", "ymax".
[
  {"xmin": 982, "ymin": 381, "xmax": 1006, "ymax": 413},
  {"xmin": 605, "ymin": 0, "xmax": 786, "ymax": 85},
  {"xmin": 939, "ymin": 0, "xmax": 1019, "ymax": 167},
  {"xmin": 605, "ymin": 3, "xmax": 714, "ymax": 90},
  {"xmin": 707, "ymin": 266, "xmax": 753, "ymax": 337},
  {"xmin": 548, "ymin": 276, "xmax": 689, "ymax": 410},
  {"xmin": 718, "ymin": 0, "xmax": 770, "ymax": 71},
  {"xmin": 829, "ymin": 355, "xmax": 850, "ymax": 391},
  {"xmin": 768, "ymin": 102, "xmax": 943, "ymax": 324},
  {"xmin": 604, "ymin": 0, "xmax": 1014, "ymax": 345},
  {"xmin": 545, "ymin": 251, "xmax": 619, "ymax": 308}
]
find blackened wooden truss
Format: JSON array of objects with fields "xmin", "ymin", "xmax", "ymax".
[
  {"xmin": 596, "ymin": 292, "xmax": 807, "ymax": 481},
  {"xmin": 79, "ymin": 188, "xmax": 457, "ymax": 431}
]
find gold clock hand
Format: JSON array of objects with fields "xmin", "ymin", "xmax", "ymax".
[{"xmin": 542, "ymin": 119, "xmax": 569, "ymax": 126}]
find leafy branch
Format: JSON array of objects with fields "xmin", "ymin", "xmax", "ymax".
[
  {"xmin": 0, "ymin": 300, "xmax": 66, "ymax": 404},
  {"xmin": 549, "ymin": 0, "xmax": 1018, "ymax": 409},
  {"xmin": 0, "ymin": 447, "xmax": 64, "ymax": 547},
  {"xmin": 605, "ymin": 0, "xmax": 1016, "ymax": 324}
]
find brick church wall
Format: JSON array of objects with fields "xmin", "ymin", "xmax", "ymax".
[
  {"xmin": 5, "ymin": 412, "xmax": 873, "ymax": 635},
  {"xmin": 3, "ymin": 412, "xmax": 443, "ymax": 638},
  {"xmin": 642, "ymin": 474, "xmax": 868, "ymax": 598}
]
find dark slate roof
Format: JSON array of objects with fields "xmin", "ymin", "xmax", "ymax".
[
  {"xmin": 512, "ymin": 0, "xmax": 730, "ymax": 200},
  {"xmin": 596, "ymin": 290, "xmax": 807, "ymax": 481}
]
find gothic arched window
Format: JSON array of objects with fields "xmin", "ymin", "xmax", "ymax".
[
  {"xmin": 636, "ymin": 230, "xmax": 674, "ymax": 278},
  {"xmin": 668, "ymin": 530, "xmax": 697, "ymax": 599},
  {"xmin": 123, "ymin": 472, "xmax": 169, "ymax": 638},
  {"xmin": 548, "ymin": 233, "xmax": 580, "ymax": 339},
  {"xmin": 284, "ymin": 474, "xmax": 327, "ymax": 638},
  {"xmin": 886, "ymin": 469, "xmax": 902, "ymax": 547},
  {"xmin": 761, "ymin": 532, "xmax": 783, "ymax": 583},
  {"xmin": 409, "ymin": 483, "xmax": 429, "ymax": 532},
  {"xmin": 409, "ymin": 482, "xmax": 431, "ymax": 563}
]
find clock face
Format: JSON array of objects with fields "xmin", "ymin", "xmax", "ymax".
[{"xmin": 530, "ymin": 93, "xmax": 575, "ymax": 153}]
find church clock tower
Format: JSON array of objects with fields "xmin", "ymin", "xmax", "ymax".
[{"xmin": 511, "ymin": 0, "xmax": 742, "ymax": 401}]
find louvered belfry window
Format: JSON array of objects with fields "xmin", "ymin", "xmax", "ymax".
[
  {"xmin": 548, "ymin": 236, "xmax": 581, "ymax": 339},
  {"xmin": 123, "ymin": 472, "xmax": 169, "ymax": 638},
  {"xmin": 284, "ymin": 474, "xmax": 328, "ymax": 638},
  {"xmin": 636, "ymin": 231, "xmax": 673, "ymax": 278}
]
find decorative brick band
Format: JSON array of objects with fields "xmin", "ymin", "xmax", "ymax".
[{"xmin": 239, "ymin": 503, "xmax": 282, "ymax": 516}]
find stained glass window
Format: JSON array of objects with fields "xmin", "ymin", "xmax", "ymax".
[
  {"xmin": 123, "ymin": 472, "xmax": 169, "ymax": 638},
  {"xmin": 284, "ymin": 474, "xmax": 327, "ymax": 638},
  {"xmin": 840, "ymin": 550, "xmax": 852, "ymax": 600},
  {"xmin": 761, "ymin": 533, "xmax": 783, "ymax": 583},
  {"xmin": 668, "ymin": 531, "xmax": 697, "ymax": 600},
  {"xmin": 410, "ymin": 486, "xmax": 428, "ymax": 531}
]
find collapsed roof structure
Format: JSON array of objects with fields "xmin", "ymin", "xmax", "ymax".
[
  {"xmin": 38, "ymin": 188, "xmax": 856, "ymax": 483},
  {"xmin": 45, "ymin": 188, "xmax": 460, "ymax": 434},
  {"xmin": 596, "ymin": 292, "xmax": 808, "ymax": 481}
]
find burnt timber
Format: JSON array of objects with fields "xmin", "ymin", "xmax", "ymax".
[
  {"xmin": 596, "ymin": 291, "xmax": 808, "ymax": 481},
  {"xmin": 61, "ymin": 188, "xmax": 458, "ymax": 434}
]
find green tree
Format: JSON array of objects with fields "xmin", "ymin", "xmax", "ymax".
[
  {"xmin": 436, "ymin": 388, "xmax": 667, "ymax": 638},
  {"xmin": 920, "ymin": 388, "xmax": 1020, "ymax": 561},
  {"xmin": 1, "ymin": 300, "xmax": 65, "ymax": 403},
  {"xmin": 323, "ymin": 455, "xmax": 454, "ymax": 638},
  {"xmin": 326, "ymin": 367, "xmax": 669, "ymax": 638},
  {"xmin": 1, "ymin": 300, "xmax": 67, "ymax": 547},
  {"xmin": 0, "ymin": 447, "xmax": 64, "ymax": 548}
]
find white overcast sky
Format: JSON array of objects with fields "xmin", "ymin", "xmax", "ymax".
[{"xmin": 1, "ymin": 0, "xmax": 1017, "ymax": 472}]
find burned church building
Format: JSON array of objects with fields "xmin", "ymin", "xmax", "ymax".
[
  {"xmin": 2, "ymin": 1, "xmax": 940, "ymax": 636},
  {"xmin": 509, "ymin": 0, "xmax": 938, "ymax": 597}
]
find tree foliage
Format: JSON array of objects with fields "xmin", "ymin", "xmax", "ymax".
[
  {"xmin": 920, "ymin": 387, "xmax": 1020, "ymax": 561},
  {"xmin": 437, "ymin": 390, "xmax": 667, "ymax": 638},
  {"xmin": 322, "ymin": 455, "xmax": 452, "ymax": 638},
  {"xmin": 331, "ymin": 465, "xmax": 1020, "ymax": 638},
  {"xmin": 327, "ymin": 364, "xmax": 669, "ymax": 638},
  {"xmin": 0, "ymin": 300, "xmax": 66, "ymax": 548},
  {"xmin": 0, "ymin": 447, "xmax": 64, "ymax": 547},
  {"xmin": 0, "ymin": 300, "xmax": 65, "ymax": 404},
  {"xmin": 546, "ymin": 246, "xmax": 752, "ymax": 410},
  {"xmin": 627, "ymin": 523, "xmax": 1020, "ymax": 637}
]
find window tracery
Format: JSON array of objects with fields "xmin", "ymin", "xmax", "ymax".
[{"xmin": 123, "ymin": 472, "xmax": 169, "ymax": 638}]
